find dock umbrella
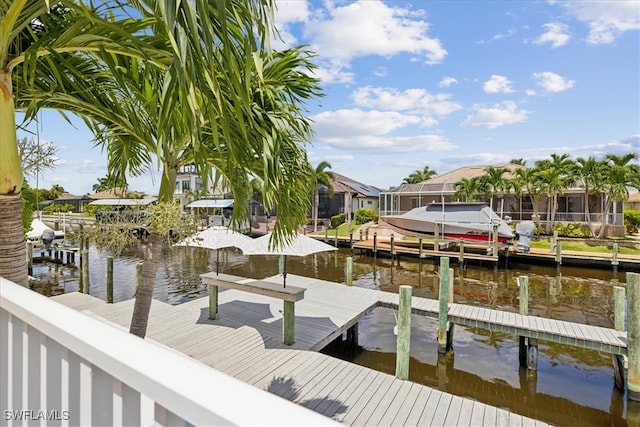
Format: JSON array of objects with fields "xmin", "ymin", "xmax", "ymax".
[
  {"xmin": 241, "ymin": 233, "xmax": 337, "ymax": 287},
  {"xmin": 174, "ymin": 226, "xmax": 252, "ymax": 274}
]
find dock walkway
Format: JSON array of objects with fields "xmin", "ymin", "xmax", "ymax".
[{"xmin": 57, "ymin": 273, "xmax": 624, "ymax": 425}]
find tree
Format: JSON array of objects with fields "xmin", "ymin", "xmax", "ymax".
[
  {"xmin": 18, "ymin": 136, "xmax": 57, "ymax": 179},
  {"xmin": 513, "ymin": 166, "xmax": 544, "ymax": 223},
  {"xmin": 598, "ymin": 153, "xmax": 639, "ymax": 238},
  {"xmin": 311, "ymin": 161, "xmax": 334, "ymax": 232},
  {"xmin": 403, "ymin": 165, "xmax": 437, "ymax": 184},
  {"xmin": 454, "ymin": 176, "xmax": 484, "ymax": 202},
  {"xmin": 92, "ymin": 174, "xmax": 128, "ymax": 193},
  {"xmin": 574, "ymin": 156, "xmax": 604, "ymax": 236},
  {"xmin": 2, "ymin": 1, "xmax": 161, "ymax": 286},
  {"xmin": 481, "ymin": 166, "xmax": 510, "ymax": 213},
  {"xmin": 535, "ymin": 154, "xmax": 574, "ymax": 233}
]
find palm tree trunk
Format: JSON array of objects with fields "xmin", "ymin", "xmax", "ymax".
[
  {"xmin": 0, "ymin": 71, "xmax": 27, "ymax": 286},
  {"xmin": 0, "ymin": 195, "xmax": 28, "ymax": 286},
  {"xmin": 129, "ymin": 232, "xmax": 164, "ymax": 338},
  {"xmin": 598, "ymin": 196, "xmax": 613, "ymax": 238}
]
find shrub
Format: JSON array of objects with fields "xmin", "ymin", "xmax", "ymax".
[
  {"xmin": 43, "ymin": 203, "xmax": 74, "ymax": 214},
  {"xmin": 552, "ymin": 222, "xmax": 591, "ymax": 238},
  {"xmin": 625, "ymin": 210, "xmax": 640, "ymax": 234},
  {"xmin": 354, "ymin": 208, "xmax": 378, "ymax": 225},
  {"xmin": 330, "ymin": 213, "xmax": 346, "ymax": 228}
]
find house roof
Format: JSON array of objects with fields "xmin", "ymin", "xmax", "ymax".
[
  {"xmin": 54, "ymin": 192, "xmax": 92, "ymax": 201},
  {"xmin": 186, "ymin": 199, "xmax": 235, "ymax": 208},
  {"xmin": 329, "ymin": 173, "xmax": 380, "ymax": 198},
  {"xmin": 629, "ymin": 192, "xmax": 640, "ymax": 201},
  {"xmin": 90, "ymin": 188, "xmax": 146, "ymax": 199}
]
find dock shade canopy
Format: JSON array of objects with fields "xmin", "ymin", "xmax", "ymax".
[
  {"xmin": 186, "ymin": 199, "xmax": 234, "ymax": 208},
  {"xmin": 242, "ymin": 233, "xmax": 337, "ymax": 287},
  {"xmin": 88, "ymin": 198, "xmax": 157, "ymax": 206},
  {"xmin": 174, "ymin": 226, "xmax": 252, "ymax": 274}
]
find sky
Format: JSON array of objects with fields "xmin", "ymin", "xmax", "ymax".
[{"xmin": 17, "ymin": 0, "xmax": 640, "ymax": 196}]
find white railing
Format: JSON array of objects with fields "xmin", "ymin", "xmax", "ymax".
[{"xmin": 1, "ymin": 278, "xmax": 336, "ymax": 426}]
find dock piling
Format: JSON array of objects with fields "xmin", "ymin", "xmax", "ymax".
[
  {"xmin": 345, "ymin": 256, "xmax": 353, "ymax": 286},
  {"xmin": 627, "ymin": 272, "xmax": 640, "ymax": 402},
  {"xmin": 437, "ymin": 257, "xmax": 453, "ymax": 354},
  {"xmin": 518, "ymin": 276, "xmax": 537, "ymax": 370},
  {"xmin": 106, "ymin": 256, "xmax": 113, "ymax": 303},
  {"xmin": 395, "ymin": 285, "xmax": 412, "ymax": 380},
  {"xmin": 81, "ymin": 249, "xmax": 89, "ymax": 294}
]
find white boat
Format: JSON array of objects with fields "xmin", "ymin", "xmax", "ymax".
[
  {"xmin": 383, "ymin": 203, "xmax": 515, "ymax": 243},
  {"xmin": 26, "ymin": 218, "xmax": 65, "ymax": 247}
]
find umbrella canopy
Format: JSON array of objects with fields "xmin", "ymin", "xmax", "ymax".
[
  {"xmin": 174, "ymin": 226, "xmax": 252, "ymax": 274},
  {"xmin": 241, "ymin": 233, "xmax": 337, "ymax": 286}
]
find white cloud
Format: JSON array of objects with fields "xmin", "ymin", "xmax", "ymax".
[
  {"xmin": 483, "ymin": 75, "xmax": 514, "ymax": 94},
  {"xmin": 322, "ymin": 134, "xmax": 456, "ymax": 154},
  {"xmin": 273, "ymin": 0, "xmax": 311, "ymax": 46},
  {"xmin": 312, "ymin": 109, "xmax": 422, "ymax": 138},
  {"xmin": 439, "ymin": 77, "xmax": 458, "ymax": 87},
  {"xmin": 532, "ymin": 71, "xmax": 575, "ymax": 92},
  {"xmin": 351, "ymin": 86, "xmax": 462, "ymax": 116},
  {"xmin": 460, "ymin": 101, "xmax": 529, "ymax": 129},
  {"xmin": 300, "ymin": 0, "xmax": 446, "ymax": 82},
  {"xmin": 533, "ymin": 22, "xmax": 571, "ymax": 48},
  {"xmin": 561, "ymin": 1, "xmax": 640, "ymax": 45}
]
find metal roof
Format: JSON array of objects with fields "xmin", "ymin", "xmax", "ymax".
[{"xmin": 186, "ymin": 199, "xmax": 235, "ymax": 208}]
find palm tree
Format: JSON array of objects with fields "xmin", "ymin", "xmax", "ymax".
[
  {"xmin": 482, "ymin": 166, "xmax": 510, "ymax": 213},
  {"xmin": 574, "ymin": 156, "xmax": 604, "ymax": 236},
  {"xmin": 1, "ymin": 1, "xmax": 165, "ymax": 286},
  {"xmin": 454, "ymin": 176, "xmax": 484, "ymax": 202},
  {"xmin": 311, "ymin": 161, "xmax": 334, "ymax": 232},
  {"xmin": 514, "ymin": 166, "xmax": 544, "ymax": 223},
  {"xmin": 403, "ymin": 165, "xmax": 437, "ymax": 184},
  {"xmin": 598, "ymin": 153, "xmax": 639, "ymax": 238},
  {"xmin": 535, "ymin": 154, "xmax": 574, "ymax": 233}
]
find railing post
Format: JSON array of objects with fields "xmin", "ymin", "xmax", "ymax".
[
  {"xmin": 627, "ymin": 272, "xmax": 640, "ymax": 402},
  {"xmin": 395, "ymin": 285, "xmax": 412, "ymax": 380}
]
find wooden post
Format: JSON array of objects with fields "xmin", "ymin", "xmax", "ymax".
[
  {"xmin": 521, "ymin": 277, "xmax": 537, "ymax": 371},
  {"xmin": 448, "ymin": 268, "xmax": 454, "ymax": 304},
  {"xmin": 334, "ymin": 227, "xmax": 338, "ymax": 247},
  {"xmin": 106, "ymin": 256, "xmax": 113, "ymax": 303},
  {"xmin": 555, "ymin": 240, "xmax": 562, "ymax": 265},
  {"xmin": 612, "ymin": 285, "xmax": 627, "ymax": 390},
  {"xmin": 324, "ymin": 228, "xmax": 328, "ymax": 243},
  {"xmin": 458, "ymin": 239, "xmax": 464, "ymax": 263},
  {"xmin": 437, "ymin": 257, "xmax": 451, "ymax": 354},
  {"xmin": 434, "ymin": 223, "xmax": 440, "ymax": 250},
  {"xmin": 208, "ymin": 284, "xmax": 218, "ymax": 320},
  {"xmin": 418, "ymin": 238, "xmax": 423, "ymax": 258},
  {"xmin": 395, "ymin": 285, "xmax": 412, "ymax": 380},
  {"xmin": 26, "ymin": 241, "xmax": 33, "ymax": 276},
  {"xmin": 349, "ymin": 231, "xmax": 353, "ymax": 252},
  {"xmin": 390, "ymin": 234, "xmax": 395, "ymax": 259},
  {"xmin": 614, "ymin": 286, "xmax": 626, "ymax": 332},
  {"xmin": 283, "ymin": 300, "xmax": 295, "ymax": 345},
  {"xmin": 278, "ymin": 255, "xmax": 285, "ymax": 275},
  {"xmin": 373, "ymin": 232, "xmax": 377, "ymax": 259},
  {"xmin": 81, "ymin": 249, "xmax": 89, "ymax": 294},
  {"xmin": 550, "ymin": 230, "xmax": 558, "ymax": 254},
  {"xmin": 627, "ymin": 272, "xmax": 640, "ymax": 402},
  {"xmin": 345, "ymin": 256, "xmax": 353, "ymax": 286},
  {"xmin": 492, "ymin": 222, "xmax": 499, "ymax": 256},
  {"xmin": 612, "ymin": 242, "xmax": 619, "ymax": 267},
  {"xmin": 359, "ymin": 229, "xmax": 363, "ymax": 241}
]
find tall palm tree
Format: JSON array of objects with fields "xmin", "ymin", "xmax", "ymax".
[
  {"xmin": 403, "ymin": 165, "xmax": 437, "ymax": 184},
  {"xmin": 311, "ymin": 161, "xmax": 334, "ymax": 232},
  {"xmin": 598, "ymin": 153, "xmax": 639, "ymax": 238},
  {"xmin": 1, "ymin": 1, "xmax": 163, "ymax": 286},
  {"xmin": 574, "ymin": 156, "xmax": 604, "ymax": 236},
  {"xmin": 481, "ymin": 166, "xmax": 510, "ymax": 212},
  {"xmin": 514, "ymin": 166, "xmax": 544, "ymax": 223},
  {"xmin": 535, "ymin": 154, "xmax": 574, "ymax": 233},
  {"xmin": 454, "ymin": 176, "xmax": 484, "ymax": 202}
]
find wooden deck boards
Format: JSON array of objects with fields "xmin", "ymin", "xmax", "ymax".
[{"xmin": 56, "ymin": 272, "xmax": 625, "ymax": 426}]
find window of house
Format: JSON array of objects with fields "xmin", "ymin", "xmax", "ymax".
[
  {"xmin": 411, "ymin": 198, "xmax": 420, "ymax": 208},
  {"xmin": 182, "ymin": 181, "xmax": 191, "ymax": 192},
  {"xmin": 367, "ymin": 200, "xmax": 372, "ymax": 205}
]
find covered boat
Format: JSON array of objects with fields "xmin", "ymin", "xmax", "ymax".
[{"xmin": 383, "ymin": 203, "xmax": 514, "ymax": 243}]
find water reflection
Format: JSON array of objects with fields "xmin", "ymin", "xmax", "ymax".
[{"xmin": 32, "ymin": 244, "xmax": 632, "ymax": 426}]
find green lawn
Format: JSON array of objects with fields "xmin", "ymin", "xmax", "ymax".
[{"xmin": 531, "ymin": 240, "xmax": 640, "ymax": 255}]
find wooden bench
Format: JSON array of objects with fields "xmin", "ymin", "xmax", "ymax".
[{"xmin": 200, "ymin": 272, "xmax": 306, "ymax": 345}]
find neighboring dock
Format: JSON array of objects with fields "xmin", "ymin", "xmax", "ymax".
[{"xmin": 53, "ymin": 272, "xmax": 637, "ymax": 425}]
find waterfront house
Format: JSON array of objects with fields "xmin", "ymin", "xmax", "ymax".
[
  {"xmin": 315, "ymin": 173, "xmax": 381, "ymax": 223},
  {"xmin": 379, "ymin": 164, "xmax": 624, "ymax": 237}
]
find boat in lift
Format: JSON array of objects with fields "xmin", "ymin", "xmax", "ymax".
[{"xmin": 383, "ymin": 202, "xmax": 515, "ymax": 244}]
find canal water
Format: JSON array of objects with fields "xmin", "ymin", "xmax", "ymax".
[{"xmin": 32, "ymin": 244, "xmax": 638, "ymax": 426}]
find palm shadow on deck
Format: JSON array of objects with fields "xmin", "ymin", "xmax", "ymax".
[
  {"xmin": 195, "ymin": 297, "xmax": 340, "ymax": 350},
  {"xmin": 266, "ymin": 376, "xmax": 349, "ymax": 419}
]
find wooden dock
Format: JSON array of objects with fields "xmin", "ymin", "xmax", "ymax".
[{"xmin": 52, "ymin": 274, "xmax": 558, "ymax": 426}]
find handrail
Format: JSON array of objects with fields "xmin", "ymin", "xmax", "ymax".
[{"xmin": 1, "ymin": 278, "xmax": 336, "ymax": 426}]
